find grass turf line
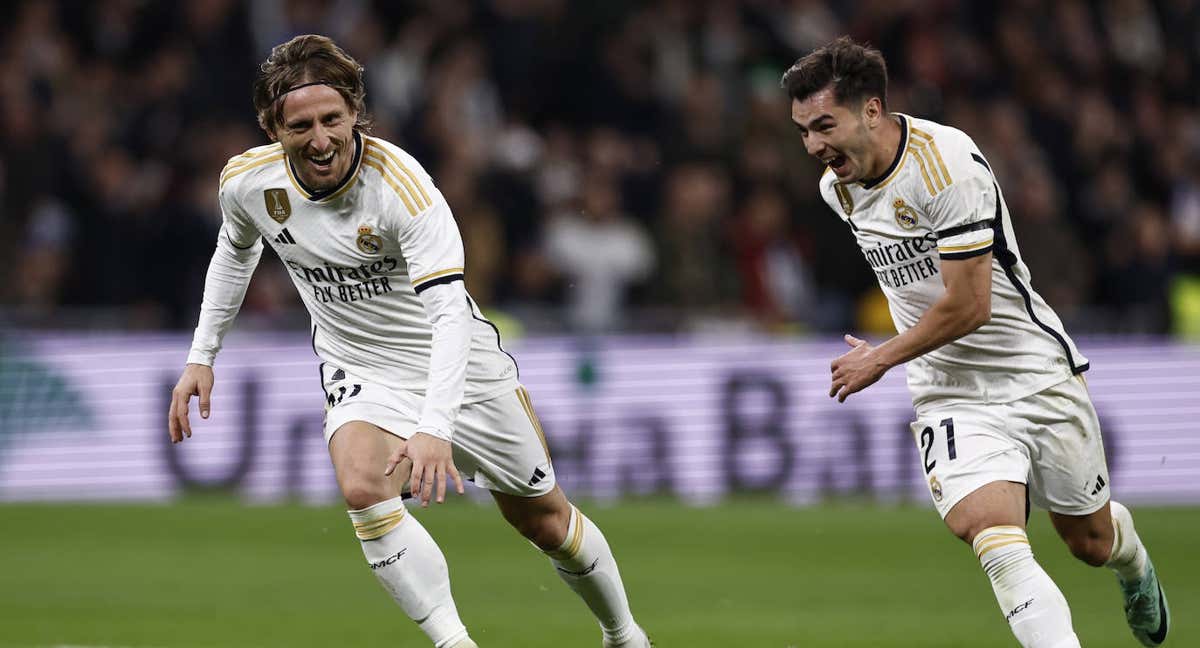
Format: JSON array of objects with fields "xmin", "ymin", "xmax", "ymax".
[{"xmin": 0, "ymin": 499, "xmax": 1194, "ymax": 647}]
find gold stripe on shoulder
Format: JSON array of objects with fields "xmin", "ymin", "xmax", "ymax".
[
  {"xmin": 230, "ymin": 143, "xmax": 283, "ymax": 162},
  {"xmin": 362, "ymin": 158, "xmax": 419, "ymax": 216},
  {"xmin": 364, "ymin": 143, "xmax": 429, "ymax": 209},
  {"xmin": 221, "ymin": 145, "xmax": 282, "ymax": 178},
  {"xmin": 927, "ymin": 140, "xmax": 951, "ymax": 187},
  {"xmin": 907, "ymin": 146, "xmax": 938, "ymax": 195},
  {"xmin": 908, "ymin": 129, "xmax": 951, "ymax": 188},
  {"xmin": 364, "ymin": 148, "xmax": 429, "ymax": 214},
  {"xmin": 220, "ymin": 153, "xmax": 285, "ymax": 188},
  {"xmin": 222, "ymin": 144, "xmax": 283, "ymax": 175},
  {"xmin": 366, "ymin": 140, "xmax": 432, "ymax": 206},
  {"xmin": 914, "ymin": 143, "xmax": 947, "ymax": 193}
]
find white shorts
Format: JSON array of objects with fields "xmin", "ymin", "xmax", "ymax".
[
  {"xmin": 321, "ymin": 366, "xmax": 555, "ymax": 498},
  {"xmin": 911, "ymin": 375, "xmax": 1110, "ymax": 518}
]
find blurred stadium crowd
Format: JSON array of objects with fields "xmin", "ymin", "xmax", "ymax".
[{"xmin": 1, "ymin": 0, "xmax": 1199, "ymax": 335}]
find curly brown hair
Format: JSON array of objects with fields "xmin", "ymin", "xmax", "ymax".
[
  {"xmin": 780, "ymin": 36, "xmax": 889, "ymax": 111},
  {"xmin": 252, "ymin": 34, "xmax": 373, "ymax": 137}
]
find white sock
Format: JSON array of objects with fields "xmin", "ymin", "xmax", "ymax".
[
  {"xmin": 546, "ymin": 506, "xmax": 639, "ymax": 644},
  {"xmin": 1106, "ymin": 501, "xmax": 1149, "ymax": 582},
  {"xmin": 973, "ymin": 526, "xmax": 1080, "ymax": 648},
  {"xmin": 349, "ymin": 496, "xmax": 470, "ymax": 648}
]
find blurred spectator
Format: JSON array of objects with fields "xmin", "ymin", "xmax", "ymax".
[
  {"xmin": 544, "ymin": 173, "xmax": 655, "ymax": 332},
  {"xmin": 0, "ymin": 0, "xmax": 1195, "ymax": 336},
  {"xmin": 438, "ymin": 157, "xmax": 507, "ymax": 306},
  {"xmin": 10, "ymin": 198, "xmax": 73, "ymax": 310},
  {"xmin": 1006, "ymin": 164, "xmax": 1091, "ymax": 325},
  {"xmin": 656, "ymin": 162, "xmax": 737, "ymax": 322},
  {"xmin": 1170, "ymin": 152, "xmax": 1200, "ymax": 273},
  {"xmin": 1097, "ymin": 203, "xmax": 1173, "ymax": 332},
  {"xmin": 730, "ymin": 184, "xmax": 817, "ymax": 329}
]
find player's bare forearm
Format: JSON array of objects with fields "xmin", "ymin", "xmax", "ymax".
[
  {"xmin": 874, "ymin": 253, "xmax": 992, "ymax": 368},
  {"xmin": 830, "ymin": 300, "xmax": 984, "ymax": 403},
  {"xmin": 873, "ymin": 292, "xmax": 989, "ymax": 369},
  {"xmin": 831, "ymin": 254, "xmax": 991, "ymax": 402}
]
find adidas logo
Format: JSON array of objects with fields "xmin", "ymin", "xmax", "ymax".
[
  {"xmin": 1090, "ymin": 474, "xmax": 1107, "ymax": 496},
  {"xmin": 528, "ymin": 467, "xmax": 547, "ymax": 486},
  {"xmin": 274, "ymin": 228, "xmax": 297, "ymax": 245}
]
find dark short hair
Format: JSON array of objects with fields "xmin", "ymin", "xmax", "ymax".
[
  {"xmin": 780, "ymin": 36, "xmax": 888, "ymax": 111},
  {"xmin": 252, "ymin": 34, "xmax": 372, "ymax": 135}
]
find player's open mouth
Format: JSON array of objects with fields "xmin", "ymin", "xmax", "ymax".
[
  {"xmin": 826, "ymin": 154, "xmax": 849, "ymax": 175},
  {"xmin": 307, "ymin": 150, "xmax": 336, "ymax": 172}
]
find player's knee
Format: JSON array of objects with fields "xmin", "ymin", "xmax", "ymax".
[
  {"xmin": 512, "ymin": 507, "xmax": 571, "ymax": 551},
  {"xmin": 342, "ymin": 478, "xmax": 394, "ymax": 511},
  {"xmin": 1064, "ymin": 530, "xmax": 1112, "ymax": 567},
  {"xmin": 946, "ymin": 517, "xmax": 989, "ymax": 545}
]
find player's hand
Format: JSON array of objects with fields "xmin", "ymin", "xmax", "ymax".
[
  {"xmin": 387, "ymin": 432, "xmax": 464, "ymax": 507},
  {"xmin": 830, "ymin": 334, "xmax": 889, "ymax": 403},
  {"xmin": 169, "ymin": 363, "xmax": 215, "ymax": 443}
]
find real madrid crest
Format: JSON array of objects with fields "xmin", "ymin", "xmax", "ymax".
[
  {"xmin": 834, "ymin": 183, "xmax": 854, "ymax": 216},
  {"xmin": 264, "ymin": 188, "xmax": 291, "ymax": 224},
  {"xmin": 929, "ymin": 475, "xmax": 944, "ymax": 502},
  {"xmin": 893, "ymin": 198, "xmax": 918, "ymax": 230},
  {"xmin": 356, "ymin": 225, "xmax": 383, "ymax": 255}
]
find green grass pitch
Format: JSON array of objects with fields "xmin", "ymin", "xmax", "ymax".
[{"xmin": 0, "ymin": 499, "xmax": 1193, "ymax": 647}]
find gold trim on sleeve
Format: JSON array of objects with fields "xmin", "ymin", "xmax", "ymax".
[
  {"xmin": 411, "ymin": 267, "xmax": 466, "ymax": 286},
  {"xmin": 938, "ymin": 239, "xmax": 993, "ymax": 253}
]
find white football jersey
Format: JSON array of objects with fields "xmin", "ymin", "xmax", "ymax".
[
  {"xmin": 818, "ymin": 114, "xmax": 1087, "ymax": 410},
  {"xmin": 201, "ymin": 131, "xmax": 518, "ymax": 402}
]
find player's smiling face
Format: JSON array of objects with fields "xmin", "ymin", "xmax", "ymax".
[
  {"xmin": 791, "ymin": 86, "xmax": 878, "ymax": 183},
  {"xmin": 275, "ymin": 84, "xmax": 357, "ymax": 191}
]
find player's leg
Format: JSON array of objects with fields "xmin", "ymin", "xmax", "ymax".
[
  {"xmin": 1047, "ymin": 503, "xmax": 1113, "ymax": 567},
  {"xmin": 915, "ymin": 408, "xmax": 1079, "ymax": 648},
  {"xmin": 1028, "ymin": 376, "xmax": 1169, "ymax": 646},
  {"xmin": 1050, "ymin": 502, "xmax": 1169, "ymax": 647},
  {"xmin": 329, "ymin": 417, "xmax": 475, "ymax": 648},
  {"xmin": 454, "ymin": 386, "xmax": 648, "ymax": 647},
  {"xmin": 491, "ymin": 486, "xmax": 648, "ymax": 647},
  {"xmin": 943, "ymin": 481, "xmax": 1081, "ymax": 648}
]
